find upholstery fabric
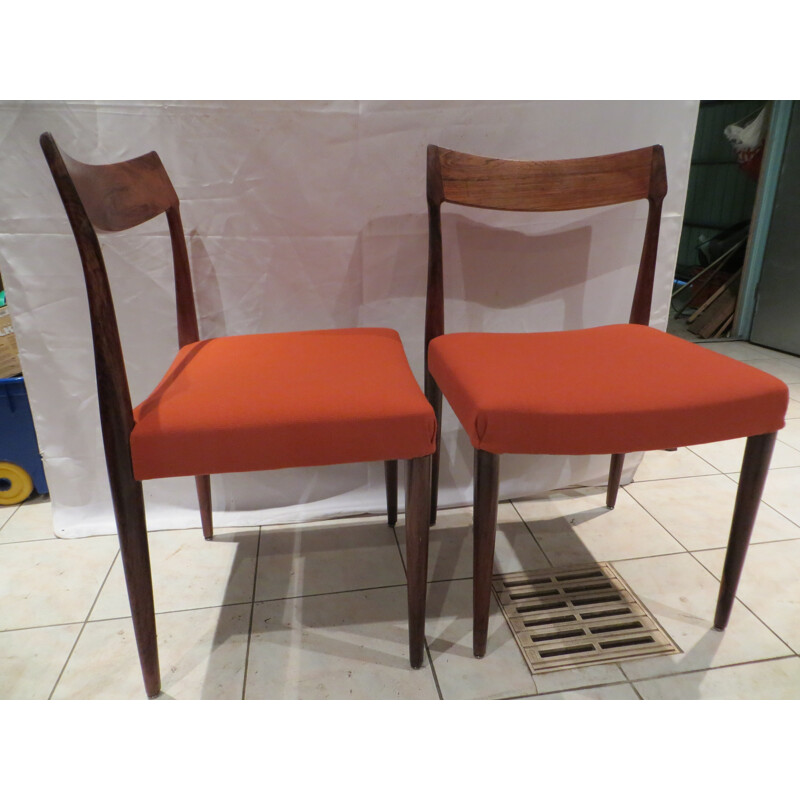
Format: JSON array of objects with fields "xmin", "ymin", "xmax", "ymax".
[
  {"xmin": 428, "ymin": 324, "xmax": 788, "ymax": 456},
  {"xmin": 131, "ymin": 328, "xmax": 436, "ymax": 480}
]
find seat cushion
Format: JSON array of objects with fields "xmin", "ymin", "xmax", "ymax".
[
  {"xmin": 130, "ymin": 328, "xmax": 435, "ymax": 480},
  {"xmin": 428, "ymin": 324, "xmax": 788, "ymax": 455}
]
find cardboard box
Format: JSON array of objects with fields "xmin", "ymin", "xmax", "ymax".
[{"xmin": 0, "ymin": 305, "xmax": 22, "ymax": 379}]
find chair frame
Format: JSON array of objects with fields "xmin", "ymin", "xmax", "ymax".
[
  {"xmin": 424, "ymin": 143, "xmax": 777, "ymax": 657},
  {"xmin": 41, "ymin": 133, "xmax": 431, "ymax": 697}
]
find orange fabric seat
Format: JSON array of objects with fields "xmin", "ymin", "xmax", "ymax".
[
  {"xmin": 131, "ymin": 328, "xmax": 436, "ymax": 480},
  {"xmin": 428, "ymin": 323, "xmax": 788, "ymax": 456}
]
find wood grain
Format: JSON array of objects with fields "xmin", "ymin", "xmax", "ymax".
[{"xmin": 433, "ymin": 145, "xmax": 665, "ymax": 212}]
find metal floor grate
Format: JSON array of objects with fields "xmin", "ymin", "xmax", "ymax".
[{"xmin": 493, "ymin": 563, "xmax": 681, "ymax": 673}]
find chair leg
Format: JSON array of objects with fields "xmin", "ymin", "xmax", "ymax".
[
  {"xmin": 714, "ymin": 431, "xmax": 777, "ymax": 630},
  {"xmin": 473, "ymin": 448, "xmax": 500, "ymax": 658},
  {"xmin": 425, "ymin": 375, "xmax": 443, "ymax": 525},
  {"xmin": 606, "ymin": 453, "xmax": 625, "ymax": 509},
  {"xmin": 405, "ymin": 455, "xmax": 432, "ymax": 668},
  {"xmin": 195, "ymin": 475, "xmax": 213, "ymax": 540},
  {"xmin": 110, "ymin": 472, "xmax": 161, "ymax": 698},
  {"xmin": 384, "ymin": 460, "xmax": 398, "ymax": 527}
]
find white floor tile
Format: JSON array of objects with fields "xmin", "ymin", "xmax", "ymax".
[
  {"xmin": 688, "ymin": 437, "xmax": 800, "ymax": 473},
  {"xmin": 523, "ymin": 682, "xmax": 639, "ymax": 700},
  {"xmin": 785, "ymin": 398, "xmax": 800, "ymax": 419},
  {"xmin": 742, "ymin": 358, "xmax": 800, "ymax": 383},
  {"xmin": 514, "ymin": 488, "xmax": 683, "ymax": 566},
  {"xmin": 695, "ymin": 540, "xmax": 800, "ymax": 653},
  {"xmin": 90, "ymin": 527, "xmax": 258, "ymax": 620},
  {"xmin": 531, "ymin": 663, "xmax": 629, "ymax": 695},
  {"xmin": 397, "ymin": 503, "xmax": 549, "ymax": 582},
  {"xmin": 769, "ymin": 349, "xmax": 800, "ymax": 363},
  {"xmin": 0, "ymin": 505, "xmax": 17, "ymax": 531},
  {"xmin": 246, "ymin": 586, "xmax": 439, "ymax": 699},
  {"xmin": 612, "ymin": 553, "xmax": 791, "ymax": 681},
  {"xmin": 0, "ymin": 537, "xmax": 118, "ymax": 630},
  {"xmin": 625, "ymin": 474, "xmax": 800, "ymax": 550},
  {"xmin": 759, "ymin": 467, "xmax": 800, "ymax": 527},
  {"xmin": 53, "ymin": 605, "xmax": 251, "ymax": 700},
  {"xmin": 9, "ymin": 441, "xmax": 800, "ymax": 700},
  {"xmin": 634, "ymin": 657, "xmax": 800, "ymax": 699},
  {"xmin": 777, "ymin": 418, "xmax": 800, "ymax": 452},
  {"xmin": 256, "ymin": 516, "xmax": 406, "ymax": 602},
  {"xmin": 424, "ymin": 579, "xmax": 536, "ymax": 699},
  {"xmin": 0, "ymin": 496, "xmax": 56, "ymax": 544},
  {"xmin": 631, "ymin": 448, "xmax": 719, "ymax": 482},
  {"xmin": 697, "ymin": 341, "xmax": 778, "ymax": 361},
  {"xmin": 0, "ymin": 624, "xmax": 81, "ymax": 699}
]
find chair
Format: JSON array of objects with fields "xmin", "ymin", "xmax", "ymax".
[
  {"xmin": 424, "ymin": 143, "xmax": 789, "ymax": 658},
  {"xmin": 40, "ymin": 132, "xmax": 435, "ymax": 698}
]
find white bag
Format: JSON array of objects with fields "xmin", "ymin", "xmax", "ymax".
[
  {"xmin": 724, "ymin": 106, "xmax": 766, "ymax": 150},
  {"xmin": 724, "ymin": 106, "xmax": 766, "ymax": 178}
]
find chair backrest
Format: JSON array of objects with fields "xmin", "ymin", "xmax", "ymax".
[
  {"xmin": 39, "ymin": 132, "xmax": 199, "ymax": 473},
  {"xmin": 425, "ymin": 144, "xmax": 668, "ymax": 358}
]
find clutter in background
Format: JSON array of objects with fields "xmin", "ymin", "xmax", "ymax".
[
  {"xmin": 0, "ymin": 282, "xmax": 23, "ymax": 380},
  {"xmin": 724, "ymin": 105, "xmax": 767, "ymax": 181},
  {"xmin": 0, "ymin": 274, "xmax": 48, "ymax": 504}
]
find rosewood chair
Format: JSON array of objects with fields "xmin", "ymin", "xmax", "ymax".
[
  {"xmin": 40, "ymin": 132, "xmax": 435, "ymax": 698},
  {"xmin": 424, "ymin": 143, "xmax": 789, "ymax": 658}
]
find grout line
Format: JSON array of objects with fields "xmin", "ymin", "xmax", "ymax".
[
  {"xmin": 424, "ymin": 639, "xmax": 444, "ymax": 700},
  {"xmin": 0, "ymin": 535, "xmax": 93, "ymax": 547},
  {"xmin": 240, "ymin": 525, "xmax": 263, "ymax": 701},
  {"xmin": 509, "ymin": 500, "xmax": 555, "ymax": 569},
  {"xmin": 502, "ymin": 655, "xmax": 800, "ymax": 699},
  {"xmin": 624, "ymin": 654, "xmax": 799, "ymax": 687},
  {"xmin": 687, "ymin": 550, "xmax": 799, "ymax": 657},
  {"xmin": 1, "ymin": 619, "xmax": 92, "ymax": 635},
  {"xmin": 0, "ymin": 503, "xmax": 21, "ymax": 534},
  {"xmin": 48, "ymin": 544, "xmax": 121, "ymax": 700},
  {"xmin": 390, "ymin": 519, "xmax": 407, "ymax": 574},
  {"xmin": 428, "ymin": 575, "xmax": 472, "ymax": 587},
  {"xmin": 687, "ymin": 535, "xmax": 800, "ymax": 554},
  {"xmin": 720, "ymin": 470, "xmax": 800, "ymax": 532},
  {"xmin": 502, "ymin": 677, "xmax": 633, "ymax": 700},
  {"xmin": 254, "ymin": 581, "xmax": 412, "ymax": 605},
  {"xmin": 618, "ymin": 486, "xmax": 690, "ymax": 555},
  {"xmin": 30, "ymin": 600, "xmax": 256, "ymax": 629},
  {"xmin": 727, "ymin": 464, "xmax": 800, "ymax": 474},
  {"xmin": 775, "ymin": 435, "xmax": 800, "ymax": 457},
  {"xmin": 682, "ymin": 447, "xmax": 729, "ymax": 475},
  {"xmin": 630, "ymin": 471, "xmax": 718, "ymax": 484}
]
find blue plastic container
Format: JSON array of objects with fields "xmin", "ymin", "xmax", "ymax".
[{"xmin": 0, "ymin": 375, "xmax": 48, "ymax": 504}]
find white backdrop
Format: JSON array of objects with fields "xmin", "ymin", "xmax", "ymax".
[{"xmin": 0, "ymin": 100, "xmax": 698, "ymax": 537}]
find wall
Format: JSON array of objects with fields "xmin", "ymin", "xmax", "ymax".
[{"xmin": 0, "ymin": 100, "xmax": 698, "ymax": 536}]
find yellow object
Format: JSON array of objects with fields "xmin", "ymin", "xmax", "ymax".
[{"xmin": 0, "ymin": 461, "xmax": 33, "ymax": 505}]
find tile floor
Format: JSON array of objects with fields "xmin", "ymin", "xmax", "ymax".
[{"xmin": 2, "ymin": 339, "xmax": 800, "ymax": 700}]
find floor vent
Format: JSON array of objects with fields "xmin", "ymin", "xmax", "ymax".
[{"xmin": 493, "ymin": 563, "xmax": 680, "ymax": 673}]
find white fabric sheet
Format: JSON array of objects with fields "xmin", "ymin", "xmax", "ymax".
[{"xmin": 0, "ymin": 100, "xmax": 698, "ymax": 537}]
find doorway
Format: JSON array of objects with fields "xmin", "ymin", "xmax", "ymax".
[{"xmin": 668, "ymin": 100, "xmax": 766, "ymax": 341}]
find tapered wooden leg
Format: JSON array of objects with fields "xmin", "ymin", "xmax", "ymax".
[
  {"xmin": 473, "ymin": 449, "xmax": 500, "ymax": 658},
  {"xmin": 405, "ymin": 455, "xmax": 432, "ymax": 668},
  {"xmin": 384, "ymin": 460, "xmax": 398, "ymax": 527},
  {"xmin": 606, "ymin": 453, "xmax": 625, "ymax": 509},
  {"xmin": 195, "ymin": 474, "xmax": 213, "ymax": 540},
  {"xmin": 425, "ymin": 374, "xmax": 443, "ymax": 525},
  {"xmin": 110, "ymin": 472, "xmax": 160, "ymax": 698},
  {"xmin": 714, "ymin": 431, "xmax": 777, "ymax": 630}
]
